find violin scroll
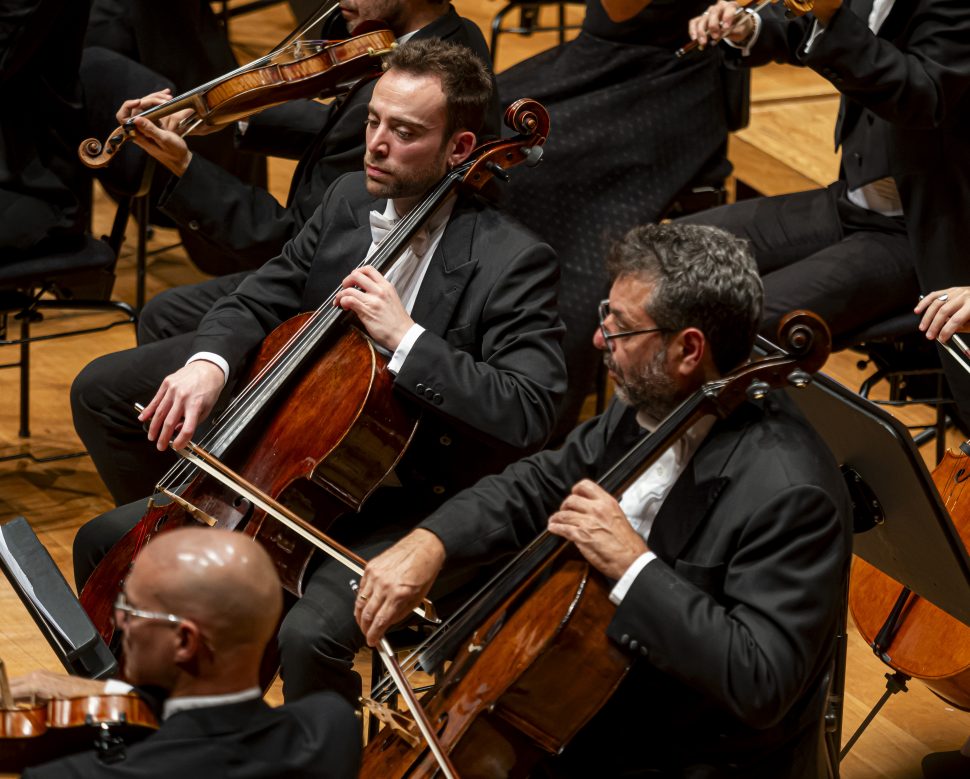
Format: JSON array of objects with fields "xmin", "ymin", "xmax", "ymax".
[{"xmin": 78, "ymin": 128, "xmax": 131, "ymax": 169}]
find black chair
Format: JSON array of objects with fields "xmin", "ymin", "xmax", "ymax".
[
  {"xmin": 836, "ymin": 311, "xmax": 953, "ymax": 463},
  {"xmin": 490, "ymin": 1, "xmax": 584, "ymax": 61},
  {"xmin": 0, "ymin": 235, "xmax": 136, "ymax": 455},
  {"xmin": 99, "ymin": 158, "xmax": 161, "ymax": 312}
]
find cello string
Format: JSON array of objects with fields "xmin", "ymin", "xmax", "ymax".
[
  {"xmin": 155, "ymin": 165, "xmax": 468, "ymax": 493},
  {"xmin": 191, "ymin": 167, "xmax": 465, "ymax": 445}
]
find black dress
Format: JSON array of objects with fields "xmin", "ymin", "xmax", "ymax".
[{"xmin": 498, "ymin": 0, "xmax": 729, "ymax": 438}]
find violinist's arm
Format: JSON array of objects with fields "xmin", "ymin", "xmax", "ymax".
[
  {"xmin": 687, "ymin": 1, "xmax": 757, "ymax": 50},
  {"xmin": 10, "ymin": 670, "xmax": 107, "ymax": 702},
  {"xmin": 116, "ymin": 89, "xmax": 223, "ymax": 177},
  {"xmin": 915, "ymin": 287, "xmax": 970, "ymax": 343}
]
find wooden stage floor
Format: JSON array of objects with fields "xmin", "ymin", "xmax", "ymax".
[{"xmin": 1, "ymin": 3, "xmax": 967, "ymax": 777}]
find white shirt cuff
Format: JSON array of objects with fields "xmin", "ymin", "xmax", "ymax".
[
  {"xmin": 803, "ymin": 18, "xmax": 824, "ymax": 54},
  {"xmin": 387, "ymin": 324, "xmax": 425, "ymax": 375},
  {"xmin": 609, "ymin": 551, "xmax": 657, "ymax": 606},
  {"xmin": 103, "ymin": 679, "xmax": 134, "ymax": 694},
  {"xmin": 187, "ymin": 352, "xmax": 229, "ymax": 385},
  {"xmin": 724, "ymin": 9, "xmax": 762, "ymax": 56}
]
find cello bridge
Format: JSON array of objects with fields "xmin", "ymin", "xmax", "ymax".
[{"xmin": 360, "ymin": 697, "xmax": 419, "ymax": 747}]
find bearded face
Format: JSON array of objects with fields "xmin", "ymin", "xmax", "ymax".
[{"xmin": 605, "ymin": 337, "xmax": 680, "ymax": 420}]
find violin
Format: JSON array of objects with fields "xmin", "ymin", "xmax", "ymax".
[
  {"xmin": 357, "ymin": 312, "xmax": 831, "ymax": 778},
  {"xmin": 676, "ymin": 0, "xmax": 815, "ymax": 57},
  {"xmin": 0, "ymin": 660, "xmax": 157, "ymax": 772},
  {"xmin": 77, "ymin": 100, "xmax": 551, "ymax": 674},
  {"xmin": 848, "ymin": 445, "xmax": 970, "ymax": 710},
  {"xmin": 78, "ymin": 3, "xmax": 394, "ymax": 168}
]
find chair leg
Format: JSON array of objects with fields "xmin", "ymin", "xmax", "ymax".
[
  {"xmin": 19, "ymin": 314, "xmax": 29, "ymax": 438},
  {"xmin": 135, "ymin": 194, "xmax": 149, "ymax": 311}
]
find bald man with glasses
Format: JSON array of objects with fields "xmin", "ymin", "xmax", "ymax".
[{"xmin": 12, "ymin": 528, "xmax": 359, "ymax": 778}]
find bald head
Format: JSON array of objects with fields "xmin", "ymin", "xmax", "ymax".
[{"xmin": 128, "ymin": 528, "xmax": 282, "ymax": 654}]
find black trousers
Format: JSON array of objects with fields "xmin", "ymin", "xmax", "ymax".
[
  {"xmin": 70, "ymin": 274, "xmax": 247, "ymax": 506},
  {"xmin": 680, "ymin": 182, "xmax": 919, "ymax": 343}
]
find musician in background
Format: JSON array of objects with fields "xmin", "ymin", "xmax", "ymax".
[
  {"xmin": 14, "ymin": 528, "xmax": 359, "ymax": 778},
  {"xmin": 80, "ymin": 0, "xmax": 496, "ymax": 280},
  {"xmin": 72, "ymin": 0, "xmax": 500, "ymax": 498},
  {"xmin": 683, "ymin": 0, "xmax": 970, "ymax": 425},
  {"xmin": 0, "ymin": 0, "xmax": 92, "ymax": 261},
  {"xmin": 81, "ymin": 0, "xmax": 268, "ymax": 276},
  {"xmin": 355, "ymin": 222, "xmax": 852, "ymax": 778},
  {"xmin": 72, "ymin": 39, "xmax": 566, "ymax": 707},
  {"xmin": 493, "ymin": 0, "xmax": 734, "ymax": 440}
]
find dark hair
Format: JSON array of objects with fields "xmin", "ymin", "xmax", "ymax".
[
  {"xmin": 605, "ymin": 223, "xmax": 763, "ymax": 374},
  {"xmin": 384, "ymin": 38, "xmax": 493, "ymax": 137}
]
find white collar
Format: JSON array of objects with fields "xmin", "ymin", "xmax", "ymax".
[{"xmin": 163, "ymin": 686, "xmax": 261, "ymax": 720}]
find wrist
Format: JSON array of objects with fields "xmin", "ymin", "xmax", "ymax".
[
  {"xmin": 730, "ymin": 8, "xmax": 757, "ymax": 44},
  {"xmin": 412, "ymin": 528, "xmax": 446, "ymax": 565},
  {"xmin": 173, "ymin": 151, "xmax": 192, "ymax": 177}
]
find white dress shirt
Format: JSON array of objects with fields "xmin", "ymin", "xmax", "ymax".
[
  {"xmin": 609, "ymin": 414, "xmax": 715, "ymax": 605},
  {"xmin": 188, "ymin": 194, "xmax": 457, "ymax": 383}
]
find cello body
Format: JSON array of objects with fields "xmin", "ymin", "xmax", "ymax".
[
  {"xmin": 80, "ymin": 317, "xmax": 417, "ymax": 647},
  {"xmin": 360, "ymin": 544, "xmax": 630, "ymax": 778},
  {"xmin": 849, "ymin": 447, "xmax": 970, "ymax": 710}
]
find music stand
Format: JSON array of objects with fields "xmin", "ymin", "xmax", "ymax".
[
  {"xmin": 774, "ymin": 351, "xmax": 970, "ymax": 777},
  {"xmin": 0, "ymin": 517, "xmax": 117, "ymax": 679}
]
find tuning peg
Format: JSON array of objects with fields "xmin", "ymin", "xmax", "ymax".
[
  {"xmin": 787, "ymin": 369, "xmax": 812, "ymax": 388},
  {"xmin": 747, "ymin": 380, "xmax": 770, "ymax": 401}
]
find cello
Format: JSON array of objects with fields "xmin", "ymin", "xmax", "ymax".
[
  {"xmin": 77, "ymin": 100, "xmax": 551, "ymax": 657},
  {"xmin": 78, "ymin": 3, "xmax": 394, "ymax": 169},
  {"xmin": 357, "ymin": 312, "xmax": 832, "ymax": 777},
  {"xmin": 848, "ymin": 446, "xmax": 970, "ymax": 710}
]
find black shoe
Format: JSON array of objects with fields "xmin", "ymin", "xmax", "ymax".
[{"xmin": 922, "ymin": 749, "xmax": 970, "ymax": 779}]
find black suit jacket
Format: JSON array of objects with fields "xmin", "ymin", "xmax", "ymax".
[
  {"xmin": 22, "ymin": 693, "xmax": 359, "ymax": 778},
  {"xmin": 0, "ymin": 0, "xmax": 91, "ymax": 257},
  {"xmin": 157, "ymin": 6, "xmax": 498, "ymax": 271},
  {"xmin": 743, "ymin": 0, "xmax": 970, "ymax": 292},
  {"xmin": 419, "ymin": 393, "xmax": 852, "ymax": 777},
  {"xmin": 190, "ymin": 171, "xmax": 566, "ymax": 509}
]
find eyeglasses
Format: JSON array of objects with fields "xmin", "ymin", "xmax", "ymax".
[
  {"xmin": 113, "ymin": 592, "xmax": 184, "ymax": 625},
  {"xmin": 598, "ymin": 300, "xmax": 667, "ymax": 343}
]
